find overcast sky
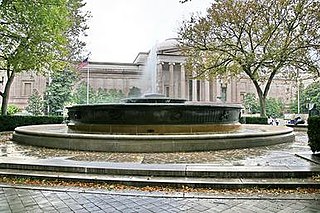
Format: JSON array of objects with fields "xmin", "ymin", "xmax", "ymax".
[{"xmin": 83, "ymin": 0, "xmax": 213, "ymax": 63}]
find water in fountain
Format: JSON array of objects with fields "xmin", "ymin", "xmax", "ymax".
[{"xmin": 142, "ymin": 43, "xmax": 158, "ymax": 94}]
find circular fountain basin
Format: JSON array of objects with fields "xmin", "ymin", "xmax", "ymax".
[
  {"xmin": 13, "ymin": 124, "xmax": 294, "ymax": 153},
  {"xmin": 12, "ymin": 96, "xmax": 294, "ymax": 152},
  {"xmin": 67, "ymin": 100, "xmax": 243, "ymax": 134}
]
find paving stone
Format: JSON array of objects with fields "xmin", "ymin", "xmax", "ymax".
[
  {"xmin": 0, "ymin": 131, "xmax": 314, "ymax": 166},
  {"xmin": 9, "ymin": 187, "xmax": 318, "ymax": 213},
  {"xmin": 55, "ymin": 207, "xmax": 72, "ymax": 212}
]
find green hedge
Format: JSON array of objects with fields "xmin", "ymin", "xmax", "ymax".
[
  {"xmin": 308, "ymin": 116, "xmax": 320, "ymax": 153},
  {"xmin": 0, "ymin": 116, "xmax": 64, "ymax": 132},
  {"xmin": 240, "ymin": 116, "xmax": 268, "ymax": 124}
]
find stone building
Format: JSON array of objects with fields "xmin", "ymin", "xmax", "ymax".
[
  {"xmin": 79, "ymin": 38, "xmax": 298, "ymax": 106},
  {"xmin": 0, "ymin": 70, "xmax": 47, "ymax": 109},
  {"xmin": 0, "ymin": 38, "xmax": 299, "ymax": 112}
]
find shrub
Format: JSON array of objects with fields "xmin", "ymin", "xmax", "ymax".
[
  {"xmin": 308, "ymin": 116, "xmax": 320, "ymax": 153},
  {"xmin": 0, "ymin": 116, "xmax": 64, "ymax": 132},
  {"xmin": 25, "ymin": 90, "xmax": 44, "ymax": 115},
  {"xmin": 7, "ymin": 105, "xmax": 21, "ymax": 115}
]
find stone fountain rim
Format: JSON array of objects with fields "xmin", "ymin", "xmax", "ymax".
[
  {"xmin": 12, "ymin": 124, "xmax": 294, "ymax": 153},
  {"xmin": 67, "ymin": 102, "xmax": 243, "ymax": 108},
  {"xmin": 14, "ymin": 124, "xmax": 292, "ymax": 139}
]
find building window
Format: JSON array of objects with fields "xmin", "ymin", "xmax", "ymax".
[
  {"xmin": 240, "ymin": 92, "xmax": 246, "ymax": 102},
  {"xmin": 23, "ymin": 82, "xmax": 32, "ymax": 96}
]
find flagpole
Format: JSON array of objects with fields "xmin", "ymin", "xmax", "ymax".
[{"xmin": 86, "ymin": 62, "xmax": 90, "ymax": 104}]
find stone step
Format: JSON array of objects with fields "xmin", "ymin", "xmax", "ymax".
[
  {"xmin": 0, "ymin": 168, "xmax": 319, "ymax": 190},
  {"xmin": 1, "ymin": 160, "xmax": 320, "ymax": 179}
]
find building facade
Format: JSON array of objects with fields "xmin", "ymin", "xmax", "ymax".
[
  {"xmin": 0, "ymin": 70, "xmax": 47, "ymax": 109},
  {"xmin": 1, "ymin": 38, "xmax": 299, "ymax": 112}
]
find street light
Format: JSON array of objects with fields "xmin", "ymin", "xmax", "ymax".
[{"xmin": 296, "ymin": 70, "xmax": 301, "ymax": 114}]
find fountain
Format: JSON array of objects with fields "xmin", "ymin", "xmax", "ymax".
[
  {"xmin": 12, "ymin": 40, "xmax": 294, "ymax": 152},
  {"xmin": 67, "ymin": 95, "xmax": 242, "ymax": 135},
  {"xmin": 12, "ymin": 93, "xmax": 294, "ymax": 152}
]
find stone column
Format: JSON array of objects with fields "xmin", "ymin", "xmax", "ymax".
[
  {"xmin": 192, "ymin": 70, "xmax": 197, "ymax": 101},
  {"xmin": 204, "ymin": 80, "xmax": 210, "ymax": 102},
  {"xmin": 199, "ymin": 80, "xmax": 203, "ymax": 101},
  {"xmin": 226, "ymin": 79, "xmax": 232, "ymax": 103},
  {"xmin": 157, "ymin": 62, "xmax": 164, "ymax": 94},
  {"xmin": 180, "ymin": 63, "xmax": 186, "ymax": 99},
  {"xmin": 212, "ymin": 78, "xmax": 217, "ymax": 102},
  {"xmin": 216, "ymin": 78, "xmax": 221, "ymax": 102},
  {"xmin": 231, "ymin": 77, "xmax": 237, "ymax": 103},
  {"xmin": 169, "ymin": 63, "xmax": 174, "ymax": 97},
  {"xmin": 192, "ymin": 79, "xmax": 197, "ymax": 101}
]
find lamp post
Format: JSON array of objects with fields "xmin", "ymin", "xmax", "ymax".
[
  {"xmin": 297, "ymin": 79, "xmax": 300, "ymax": 114},
  {"xmin": 80, "ymin": 55, "xmax": 90, "ymax": 105},
  {"xmin": 296, "ymin": 70, "xmax": 301, "ymax": 114}
]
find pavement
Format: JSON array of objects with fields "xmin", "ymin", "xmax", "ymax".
[
  {"xmin": 0, "ymin": 130, "xmax": 320, "ymax": 212},
  {"xmin": 0, "ymin": 184, "xmax": 320, "ymax": 213}
]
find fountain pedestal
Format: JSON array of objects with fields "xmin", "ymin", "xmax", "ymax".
[{"xmin": 67, "ymin": 97, "xmax": 242, "ymax": 135}]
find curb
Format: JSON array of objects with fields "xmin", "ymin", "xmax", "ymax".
[{"xmin": 0, "ymin": 184, "xmax": 319, "ymax": 200}]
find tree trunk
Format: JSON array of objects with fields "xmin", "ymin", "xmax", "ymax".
[
  {"xmin": 1, "ymin": 69, "xmax": 15, "ymax": 115},
  {"xmin": 258, "ymin": 94, "xmax": 267, "ymax": 118},
  {"xmin": 1, "ymin": 92, "xmax": 9, "ymax": 116},
  {"xmin": 252, "ymin": 79, "xmax": 267, "ymax": 118}
]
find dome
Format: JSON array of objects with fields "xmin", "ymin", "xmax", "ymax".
[{"xmin": 156, "ymin": 38, "xmax": 179, "ymax": 51}]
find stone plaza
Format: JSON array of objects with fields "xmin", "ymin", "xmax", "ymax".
[{"xmin": 0, "ymin": 129, "xmax": 320, "ymax": 212}]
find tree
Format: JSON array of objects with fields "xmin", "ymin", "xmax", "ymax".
[
  {"xmin": 179, "ymin": 0, "xmax": 320, "ymax": 117},
  {"xmin": 44, "ymin": 69, "xmax": 79, "ymax": 115},
  {"xmin": 0, "ymin": 0, "xmax": 89, "ymax": 115},
  {"xmin": 71, "ymin": 83, "xmax": 125, "ymax": 104},
  {"xmin": 243, "ymin": 93, "xmax": 284, "ymax": 117},
  {"xmin": 26, "ymin": 90, "xmax": 44, "ymax": 116},
  {"xmin": 92, "ymin": 88, "xmax": 125, "ymax": 103},
  {"xmin": 243, "ymin": 93, "xmax": 260, "ymax": 114},
  {"xmin": 289, "ymin": 98, "xmax": 300, "ymax": 114},
  {"xmin": 266, "ymin": 97, "xmax": 285, "ymax": 118},
  {"xmin": 71, "ymin": 82, "xmax": 93, "ymax": 104},
  {"xmin": 290, "ymin": 80, "xmax": 320, "ymax": 113}
]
